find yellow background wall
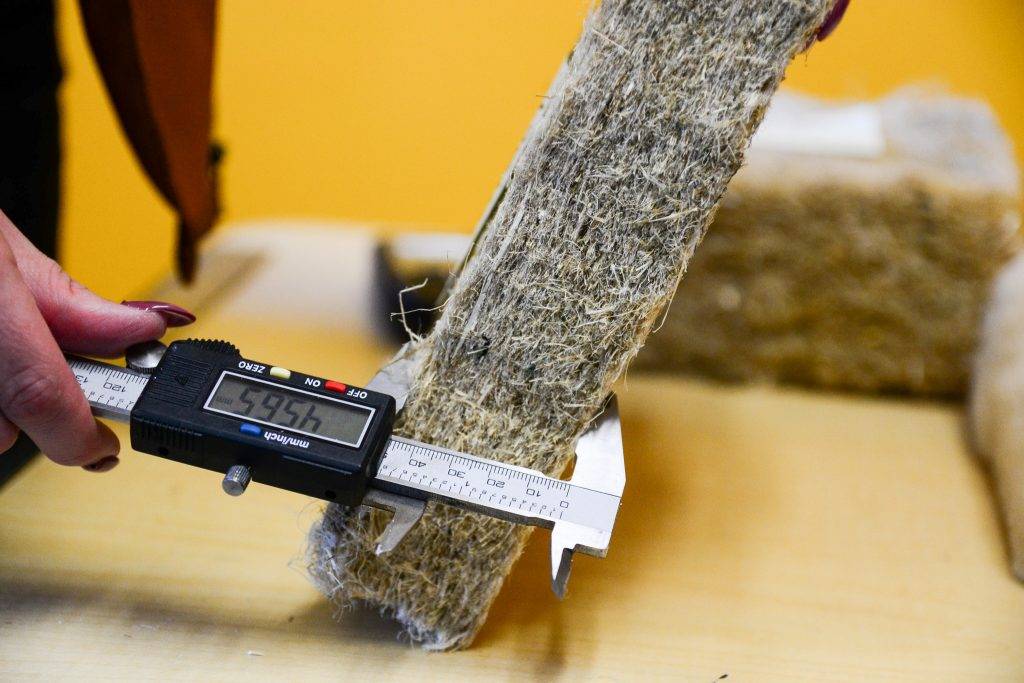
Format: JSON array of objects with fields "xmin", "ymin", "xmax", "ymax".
[{"xmin": 56, "ymin": 1, "xmax": 1024, "ymax": 300}]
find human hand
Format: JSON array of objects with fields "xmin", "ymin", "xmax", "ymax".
[{"xmin": 0, "ymin": 210, "xmax": 195, "ymax": 472}]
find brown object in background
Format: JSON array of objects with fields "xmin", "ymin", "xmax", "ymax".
[
  {"xmin": 637, "ymin": 92, "xmax": 1021, "ymax": 396},
  {"xmin": 308, "ymin": 0, "xmax": 833, "ymax": 650},
  {"xmin": 80, "ymin": 0, "xmax": 220, "ymax": 282}
]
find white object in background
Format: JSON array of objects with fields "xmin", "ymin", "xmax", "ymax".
[
  {"xmin": 148, "ymin": 220, "xmax": 380, "ymax": 333},
  {"xmin": 750, "ymin": 93, "xmax": 886, "ymax": 159},
  {"xmin": 385, "ymin": 232, "xmax": 471, "ymax": 265},
  {"xmin": 970, "ymin": 251, "xmax": 1024, "ymax": 583}
]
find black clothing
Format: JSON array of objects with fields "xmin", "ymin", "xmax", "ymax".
[{"xmin": 0, "ymin": 0, "xmax": 62, "ymax": 484}]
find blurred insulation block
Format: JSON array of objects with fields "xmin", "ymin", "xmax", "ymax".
[{"xmin": 635, "ymin": 91, "xmax": 1021, "ymax": 396}]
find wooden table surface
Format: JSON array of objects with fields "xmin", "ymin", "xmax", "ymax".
[{"xmin": 2, "ymin": 227, "xmax": 1023, "ymax": 681}]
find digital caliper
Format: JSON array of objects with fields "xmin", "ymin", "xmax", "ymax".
[{"xmin": 66, "ymin": 338, "xmax": 625, "ymax": 596}]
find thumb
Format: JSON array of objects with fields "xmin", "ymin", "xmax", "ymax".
[{"xmin": 0, "ymin": 214, "xmax": 190, "ymax": 357}]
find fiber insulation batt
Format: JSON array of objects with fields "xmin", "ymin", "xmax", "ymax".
[{"xmin": 308, "ymin": 0, "xmax": 834, "ymax": 650}]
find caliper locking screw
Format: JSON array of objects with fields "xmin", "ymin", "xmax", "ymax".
[
  {"xmin": 222, "ymin": 465, "xmax": 252, "ymax": 496},
  {"xmin": 125, "ymin": 340, "xmax": 168, "ymax": 375}
]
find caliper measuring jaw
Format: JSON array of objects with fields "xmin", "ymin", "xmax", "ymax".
[
  {"xmin": 550, "ymin": 394, "xmax": 624, "ymax": 598},
  {"xmin": 364, "ymin": 344, "xmax": 626, "ymax": 598},
  {"xmin": 362, "ymin": 344, "xmax": 429, "ymax": 555}
]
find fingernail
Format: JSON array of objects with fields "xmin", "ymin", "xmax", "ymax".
[
  {"xmin": 83, "ymin": 455, "xmax": 120, "ymax": 473},
  {"xmin": 121, "ymin": 300, "xmax": 196, "ymax": 327},
  {"xmin": 816, "ymin": 0, "xmax": 849, "ymax": 42}
]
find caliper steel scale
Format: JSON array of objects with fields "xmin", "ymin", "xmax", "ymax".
[{"xmin": 67, "ymin": 339, "xmax": 625, "ymax": 596}]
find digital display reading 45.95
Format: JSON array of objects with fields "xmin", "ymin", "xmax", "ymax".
[{"xmin": 204, "ymin": 372, "xmax": 373, "ymax": 447}]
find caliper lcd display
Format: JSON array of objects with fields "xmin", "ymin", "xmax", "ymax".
[{"xmin": 204, "ymin": 372, "xmax": 374, "ymax": 447}]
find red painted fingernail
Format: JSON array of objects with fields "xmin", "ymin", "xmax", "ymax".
[
  {"xmin": 121, "ymin": 300, "xmax": 196, "ymax": 327},
  {"xmin": 816, "ymin": 0, "xmax": 849, "ymax": 42},
  {"xmin": 83, "ymin": 455, "xmax": 120, "ymax": 473}
]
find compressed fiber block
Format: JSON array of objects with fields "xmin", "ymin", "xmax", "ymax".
[
  {"xmin": 308, "ymin": 0, "xmax": 833, "ymax": 650},
  {"xmin": 970, "ymin": 252, "xmax": 1024, "ymax": 582},
  {"xmin": 636, "ymin": 91, "xmax": 1021, "ymax": 396}
]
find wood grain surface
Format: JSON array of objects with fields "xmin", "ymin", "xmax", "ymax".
[{"xmin": 2, "ymin": 234, "xmax": 1024, "ymax": 680}]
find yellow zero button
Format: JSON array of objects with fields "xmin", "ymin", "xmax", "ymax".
[{"xmin": 269, "ymin": 366, "xmax": 291, "ymax": 380}]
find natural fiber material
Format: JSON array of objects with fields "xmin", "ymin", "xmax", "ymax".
[
  {"xmin": 970, "ymin": 252, "xmax": 1024, "ymax": 582},
  {"xmin": 308, "ymin": 0, "xmax": 831, "ymax": 650},
  {"xmin": 637, "ymin": 92, "xmax": 1021, "ymax": 396}
]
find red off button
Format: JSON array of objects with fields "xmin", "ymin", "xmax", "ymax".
[{"xmin": 325, "ymin": 380, "xmax": 348, "ymax": 394}]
